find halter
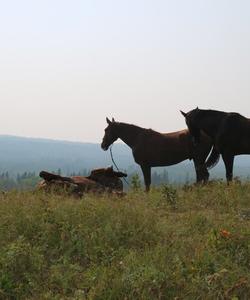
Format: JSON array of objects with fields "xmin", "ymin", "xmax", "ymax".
[{"xmin": 110, "ymin": 144, "xmax": 129, "ymax": 186}]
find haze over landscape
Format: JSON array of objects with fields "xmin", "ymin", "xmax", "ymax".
[
  {"xmin": 1, "ymin": 135, "xmax": 250, "ymax": 185},
  {"xmin": 1, "ymin": 0, "xmax": 250, "ymax": 143},
  {"xmin": 1, "ymin": 1, "xmax": 250, "ymax": 180}
]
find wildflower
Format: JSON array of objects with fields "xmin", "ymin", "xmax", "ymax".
[{"xmin": 220, "ymin": 229, "xmax": 231, "ymax": 238}]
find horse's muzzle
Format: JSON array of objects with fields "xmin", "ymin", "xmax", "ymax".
[{"xmin": 101, "ymin": 142, "xmax": 109, "ymax": 151}]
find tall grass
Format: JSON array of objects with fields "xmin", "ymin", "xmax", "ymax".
[{"xmin": 0, "ymin": 182, "xmax": 249, "ymax": 299}]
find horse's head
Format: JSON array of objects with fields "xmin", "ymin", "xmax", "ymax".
[
  {"xmin": 101, "ymin": 117, "xmax": 119, "ymax": 150},
  {"xmin": 90, "ymin": 166, "xmax": 127, "ymax": 178},
  {"xmin": 106, "ymin": 166, "xmax": 127, "ymax": 178},
  {"xmin": 89, "ymin": 166, "xmax": 127, "ymax": 191},
  {"xmin": 180, "ymin": 107, "xmax": 201, "ymax": 145}
]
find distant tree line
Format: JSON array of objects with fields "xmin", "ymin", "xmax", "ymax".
[
  {"xmin": 0, "ymin": 171, "xmax": 39, "ymax": 191},
  {"xmin": 0, "ymin": 169, "xmax": 93, "ymax": 191},
  {"xmin": 127, "ymin": 169, "xmax": 192, "ymax": 188},
  {"xmin": 0, "ymin": 169, "xmax": 193, "ymax": 191}
]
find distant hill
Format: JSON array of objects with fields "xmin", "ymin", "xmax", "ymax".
[
  {"xmin": 0, "ymin": 135, "xmax": 134, "ymax": 175},
  {"xmin": 0, "ymin": 135, "xmax": 250, "ymax": 183}
]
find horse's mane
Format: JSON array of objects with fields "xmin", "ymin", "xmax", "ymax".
[
  {"xmin": 147, "ymin": 128, "xmax": 163, "ymax": 136},
  {"xmin": 197, "ymin": 109, "xmax": 248, "ymax": 121},
  {"xmin": 196, "ymin": 109, "xmax": 227, "ymax": 117},
  {"xmin": 117, "ymin": 122, "xmax": 162, "ymax": 136}
]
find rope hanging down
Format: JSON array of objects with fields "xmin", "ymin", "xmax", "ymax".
[{"xmin": 110, "ymin": 145, "xmax": 129, "ymax": 186}]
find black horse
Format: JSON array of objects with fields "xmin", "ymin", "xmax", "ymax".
[
  {"xmin": 101, "ymin": 118, "xmax": 219, "ymax": 191},
  {"xmin": 181, "ymin": 107, "xmax": 250, "ymax": 182}
]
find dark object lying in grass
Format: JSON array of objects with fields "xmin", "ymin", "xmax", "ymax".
[{"xmin": 38, "ymin": 167, "xmax": 127, "ymax": 196}]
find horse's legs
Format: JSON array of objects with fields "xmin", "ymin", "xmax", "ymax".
[
  {"xmin": 141, "ymin": 165, "xmax": 151, "ymax": 192},
  {"xmin": 201, "ymin": 166, "xmax": 209, "ymax": 183},
  {"xmin": 222, "ymin": 152, "xmax": 234, "ymax": 182},
  {"xmin": 193, "ymin": 159, "xmax": 201, "ymax": 183},
  {"xmin": 193, "ymin": 159, "xmax": 209, "ymax": 183}
]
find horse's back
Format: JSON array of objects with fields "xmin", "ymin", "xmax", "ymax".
[
  {"xmin": 134, "ymin": 128, "xmax": 211, "ymax": 166},
  {"xmin": 217, "ymin": 113, "xmax": 250, "ymax": 153},
  {"xmin": 162, "ymin": 129, "xmax": 189, "ymax": 138},
  {"xmin": 162, "ymin": 129, "xmax": 211, "ymax": 147}
]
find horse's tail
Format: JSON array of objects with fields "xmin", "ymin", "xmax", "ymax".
[{"xmin": 206, "ymin": 146, "xmax": 220, "ymax": 170}]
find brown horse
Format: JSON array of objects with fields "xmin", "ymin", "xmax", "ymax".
[
  {"xmin": 101, "ymin": 118, "xmax": 219, "ymax": 191},
  {"xmin": 39, "ymin": 167, "xmax": 127, "ymax": 196},
  {"xmin": 181, "ymin": 107, "xmax": 250, "ymax": 182}
]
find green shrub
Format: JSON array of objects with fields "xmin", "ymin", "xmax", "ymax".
[
  {"xmin": 130, "ymin": 174, "xmax": 142, "ymax": 191},
  {"xmin": 161, "ymin": 184, "xmax": 178, "ymax": 209}
]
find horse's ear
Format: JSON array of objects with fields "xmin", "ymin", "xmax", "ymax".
[
  {"xmin": 180, "ymin": 110, "xmax": 187, "ymax": 117},
  {"xmin": 107, "ymin": 166, "xmax": 113, "ymax": 173},
  {"xmin": 106, "ymin": 117, "xmax": 111, "ymax": 125},
  {"xmin": 196, "ymin": 106, "xmax": 199, "ymax": 110},
  {"xmin": 112, "ymin": 117, "xmax": 115, "ymax": 123}
]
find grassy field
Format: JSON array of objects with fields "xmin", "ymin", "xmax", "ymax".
[{"xmin": 0, "ymin": 182, "xmax": 249, "ymax": 299}]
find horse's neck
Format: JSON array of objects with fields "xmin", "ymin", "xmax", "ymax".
[
  {"xmin": 199, "ymin": 110, "xmax": 227, "ymax": 137},
  {"xmin": 117, "ymin": 123, "xmax": 143, "ymax": 148}
]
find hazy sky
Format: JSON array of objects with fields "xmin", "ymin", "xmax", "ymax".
[{"xmin": 1, "ymin": 0, "xmax": 250, "ymax": 142}]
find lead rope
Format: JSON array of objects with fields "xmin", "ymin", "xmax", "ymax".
[{"xmin": 110, "ymin": 144, "xmax": 129, "ymax": 186}]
